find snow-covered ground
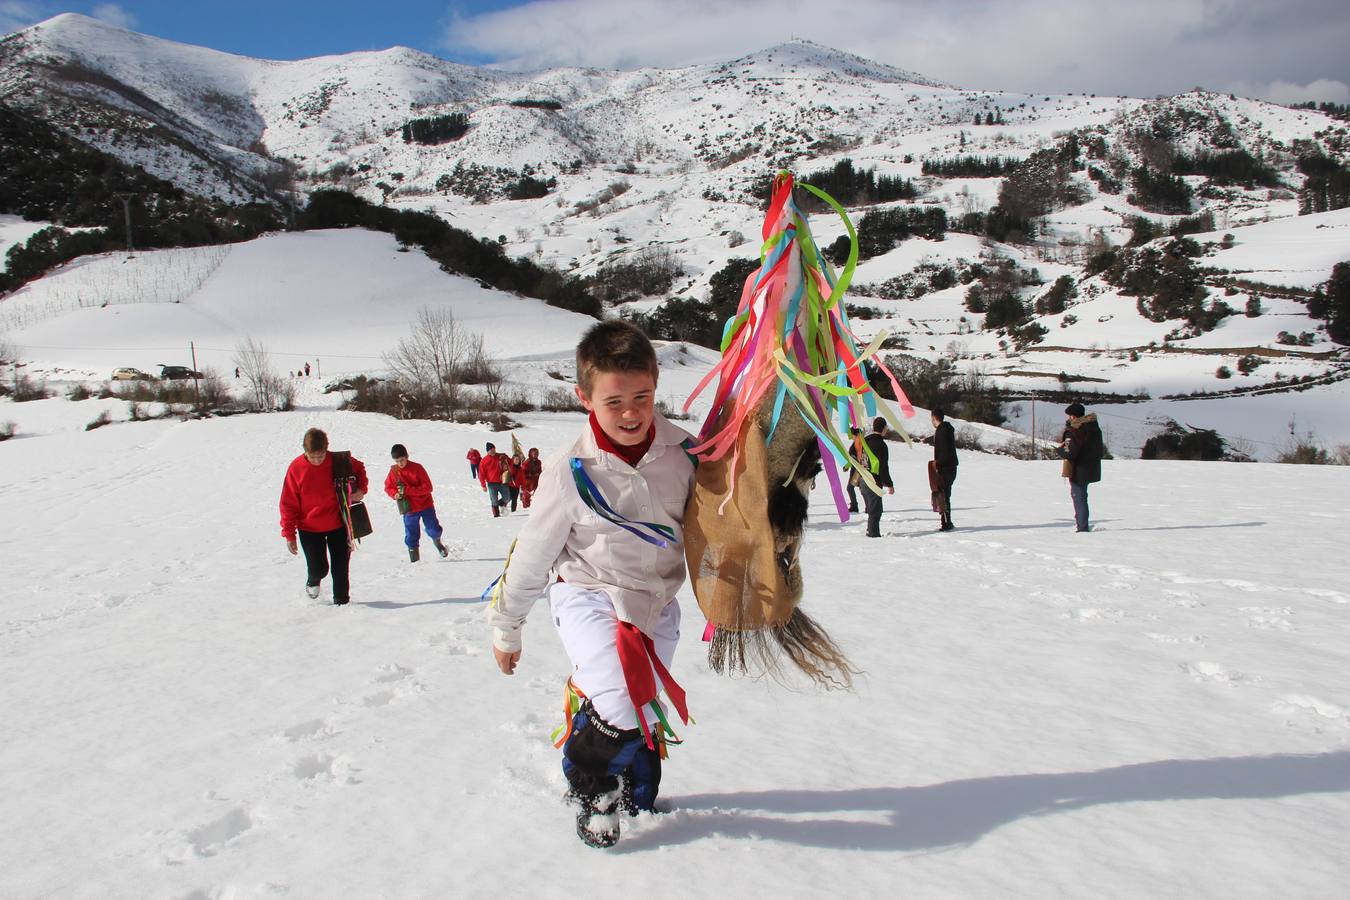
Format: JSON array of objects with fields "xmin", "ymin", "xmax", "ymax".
[{"xmin": 2, "ymin": 384, "xmax": 1348, "ymax": 898}]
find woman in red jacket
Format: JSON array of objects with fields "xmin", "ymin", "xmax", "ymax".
[
  {"xmin": 385, "ymin": 443, "xmax": 448, "ymax": 562},
  {"xmin": 507, "ymin": 451, "xmax": 526, "ymax": 512},
  {"xmin": 279, "ymin": 428, "xmax": 367, "ymax": 605}
]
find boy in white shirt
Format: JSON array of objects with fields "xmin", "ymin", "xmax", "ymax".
[{"xmin": 487, "ymin": 320, "xmax": 696, "ymax": 848}]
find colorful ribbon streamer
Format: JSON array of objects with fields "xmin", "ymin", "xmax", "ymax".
[{"xmin": 684, "ymin": 171, "xmax": 916, "ymax": 521}]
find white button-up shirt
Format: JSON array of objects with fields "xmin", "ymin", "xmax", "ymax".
[{"xmin": 487, "ymin": 414, "xmax": 696, "ymax": 653}]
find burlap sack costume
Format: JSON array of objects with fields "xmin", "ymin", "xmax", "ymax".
[{"xmin": 682, "ymin": 171, "xmax": 915, "ymax": 688}]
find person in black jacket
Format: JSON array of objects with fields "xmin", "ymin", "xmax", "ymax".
[
  {"xmin": 1057, "ymin": 402, "xmax": 1104, "ymax": 532},
  {"xmin": 931, "ymin": 408, "xmax": 959, "ymax": 531},
  {"xmin": 858, "ymin": 416, "xmax": 894, "ymax": 538}
]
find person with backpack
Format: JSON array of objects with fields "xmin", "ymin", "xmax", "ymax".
[
  {"xmin": 520, "ymin": 447, "xmax": 543, "ymax": 509},
  {"xmin": 384, "ymin": 443, "xmax": 448, "ymax": 562},
  {"xmin": 857, "ymin": 416, "xmax": 894, "ymax": 538},
  {"xmin": 1057, "ymin": 402, "xmax": 1104, "ymax": 532},
  {"xmin": 279, "ymin": 427, "xmax": 368, "ymax": 605},
  {"xmin": 931, "ymin": 408, "xmax": 959, "ymax": 531},
  {"xmin": 466, "ymin": 446, "xmax": 482, "ymax": 480},
  {"xmin": 478, "ymin": 442, "xmax": 512, "ymax": 517}
]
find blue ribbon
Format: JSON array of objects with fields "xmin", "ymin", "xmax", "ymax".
[{"xmin": 570, "ymin": 458, "xmax": 677, "ymax": 549}]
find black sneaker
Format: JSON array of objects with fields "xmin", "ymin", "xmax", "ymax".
[
  {"xmin": 333, "ymin": 597, "xmax": 349, "ymax": 606},
  {"xmin": 409, "ymin": 547, "xmax": 420, "ymax": 563},
  {"xmin": 305, "ymin": 582, "xmax": 321, "ymax": 599},
  {"xmin": 940, "ymin": 522, "xmax": 955, "ymax": 532}
]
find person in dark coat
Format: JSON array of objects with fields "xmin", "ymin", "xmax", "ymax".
[
  {"xmin": 931, "ymin": 408, "xmax": 959, "ymax": 531},
  {"xmin": 1057, "ymin": 402, "xmax": 1104, "ymax": 532},
  {"xmin": 858, "ymin": 416, "xmax": 894, "ymax": 538}
]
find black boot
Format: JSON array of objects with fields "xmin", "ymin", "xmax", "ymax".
[
  {"xmin": 572, "ymin": 787, "xmax": 622, "ymax": 848},
  {"xmin": 433, "ymin": 539, "xmax": 448, "ymax": 558},
  {"xmin": 409, "ymin": 546, "xmax": 420, "ymax": 562}
]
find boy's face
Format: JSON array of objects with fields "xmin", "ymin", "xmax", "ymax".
[
  {"xmin": 576, "ymin": 369, "xmax": 657, "ymax": 447},
  {"xmin": 394, "ymin": 456, "xmax": 408, "ymax": 469}
]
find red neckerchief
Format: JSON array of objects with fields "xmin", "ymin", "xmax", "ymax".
[{"xmin": 589, "ymin": 411, "xmax": 654, "ymax": 467}]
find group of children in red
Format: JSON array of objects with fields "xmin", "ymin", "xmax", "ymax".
[{"xmin": 470, "ymin": 443, "xmax": 542, "ymax": 517}]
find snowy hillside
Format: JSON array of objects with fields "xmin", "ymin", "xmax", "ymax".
[{"xmin": 1, "ymin": 384, "xmax": 1349, "ymax": 896}]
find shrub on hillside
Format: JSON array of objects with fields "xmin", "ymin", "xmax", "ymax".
[
  {"xmin": 1141, "ymin": 419, "xmax": 1226, "ymax": 460},
  {"xmin": 589, "ymin": 247, "xmax": 685, "ymax": 304},
  {"xmin": 85, "ymin": 410, "xmax": 112, "ymax": 431}
]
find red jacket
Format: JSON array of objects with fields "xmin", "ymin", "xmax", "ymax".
[
  {"xmin": 280, "ymin": 452, "xmax": 368, "ymax": 540},
  {"xmin": 508, "ymin": 458, "xmax": 525, "ymax": 487},
  {"xmin": 385, "ymin": 460, "xmax": 434, "ymax": 514},
  {"xmin": 466, "ymin": 448, "xmax": 482, "ymax": 464},
  {"xmin": 523, "ymin": 456, "xmax": 542, "ymax": 490},
  {"xmin": 479, "ymin": 451, "xmax": 510, "ymax": 487}
]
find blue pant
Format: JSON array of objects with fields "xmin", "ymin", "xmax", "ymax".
[
  {"xmin": 402, "ymin": 507, "xmax": 443, "ymax": 548},
  {"xmin": 1069, "ymin": 482, "xmax": 1090, "ymax": 531},
  {"xmin": 561, "ymin": 704, "xmax": 662, "ymax": 810}
]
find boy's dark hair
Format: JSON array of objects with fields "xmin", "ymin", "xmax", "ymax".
[
  {"xmin": 931, "ymin": 408, "xmax": 946, "ymax": 422},
  {"xmin": 303, "ymin": 428, "xmax": 328, "ymax": 452},
  {"xmin": 391, "ymin": 443, "xmax": 407, "ymax": 459},
  {"xmin": 1065, "ymin": 402, "xmax": 1086, "ymax": 417},
  {"xmin": 872, "ymin": 416, "xmax": 887, "ymax": 433},
  {"xmin": 485, "ymin": 442, "xmax": 495, "ymax": 451},
  {"xmin": 575, "ymin": 320, "xmax": 659, "ymax": 396}
]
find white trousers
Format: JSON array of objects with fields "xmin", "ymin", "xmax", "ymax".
[{"xmin": 548, "ymin": 582, "xmax": 681, "ymax": 731}]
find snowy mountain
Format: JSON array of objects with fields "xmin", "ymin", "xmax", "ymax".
[{"xmin": 2, "ymin": 13, "xmax": 1349, "ymax": 457}]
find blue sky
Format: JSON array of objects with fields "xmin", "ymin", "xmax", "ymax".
[
  {"xmin": 0, "ymin": 1, "xmax": 522, "ymax": 61},
  {"xmin": 2, "ymin": 0, "xmax": 1347, "ymax": 102}
]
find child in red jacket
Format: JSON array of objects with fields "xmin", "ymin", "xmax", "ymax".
[
  {"xmin": 478, "ymin": 442, "xmax": 512, "ymax": 517},
  {"xmin": 385, "ymin": 443, "xmax": 448, "ymax": 562},
  {"xmin": 279, "ymin": 427, "xmax": 367, "ymax": 605},
  {"xmin": 520, "ymin": 447, "xmax": 543, "ymax": 509},
  {"xmin": 466, "ymin": 447, "xmax": 482, "ymax": 480}
]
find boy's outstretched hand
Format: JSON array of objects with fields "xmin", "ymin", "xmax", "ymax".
[{"xmin": 494, "ymin": 646, "xmax": 520, "ymax": 675}]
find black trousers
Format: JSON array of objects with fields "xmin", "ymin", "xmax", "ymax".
[
  {"xmin": 298, "ymin": 526, "xmax": 350, "ymax": 602},
  {"xmin": 859, "ymin": 482, "xmax": 883, "ymax": 537},
  {"xmin": 937, "ymin": 466, "xmax": 957, "ymax": 523}
]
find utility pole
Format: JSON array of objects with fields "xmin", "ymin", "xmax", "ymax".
[
  {"xmin": 189, "ymin": 340, "xmax": 201, "ymax": 408},
  {"xmin": 1030, "ymin": 397, "xmax": 1036, "ymax": 460},
  {"xmin": 115, "ymin": 193, "xmax": 135, "ymax": 256}
]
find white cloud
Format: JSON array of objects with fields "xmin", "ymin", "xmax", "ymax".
[
  {"xmin": 0, "ymin": 1, "xmax": 45, "ymax": 36},
  {"xmin": 440, "ymin": 0, "xmax": 1350, "ymax": 100},
  {"xmin": 1262, "ymin": 79, "xmax": 1350, "ymax": 105},
  {"xmin": 90, "ymin": 3, "xmax": 135, "ymax": 29}
]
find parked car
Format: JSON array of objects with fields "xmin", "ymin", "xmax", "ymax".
[
  {"xmin": 159, "ymin": 365, "xmax": 202, "ymax": 380},
  {"xmin": 111, "ymin": 367, "xmax": 153, "ymax": 381}
]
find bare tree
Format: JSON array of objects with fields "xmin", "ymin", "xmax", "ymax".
[
  {"xmin": 384, "ymin": 307, "xmax": 477, "ymax": 420},
  {"xmin": 233, "ymin": 336, "xmax": 287, "ymax": 411}
]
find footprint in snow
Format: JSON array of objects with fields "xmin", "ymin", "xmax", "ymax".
[
  {"xmin": 280, "ymin": 719, "xmax": 331, "ymax": 742},
  {"xmin": 293, "ymin": 752, "xmax": 359, "ymax": 784},
  {"xmin": 182, "ymin": 807, "xmax": 254, "ymax": 859},
  {"xmin": 374, "ymin": 663, "xmax": 413, "ymax": 683}
]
